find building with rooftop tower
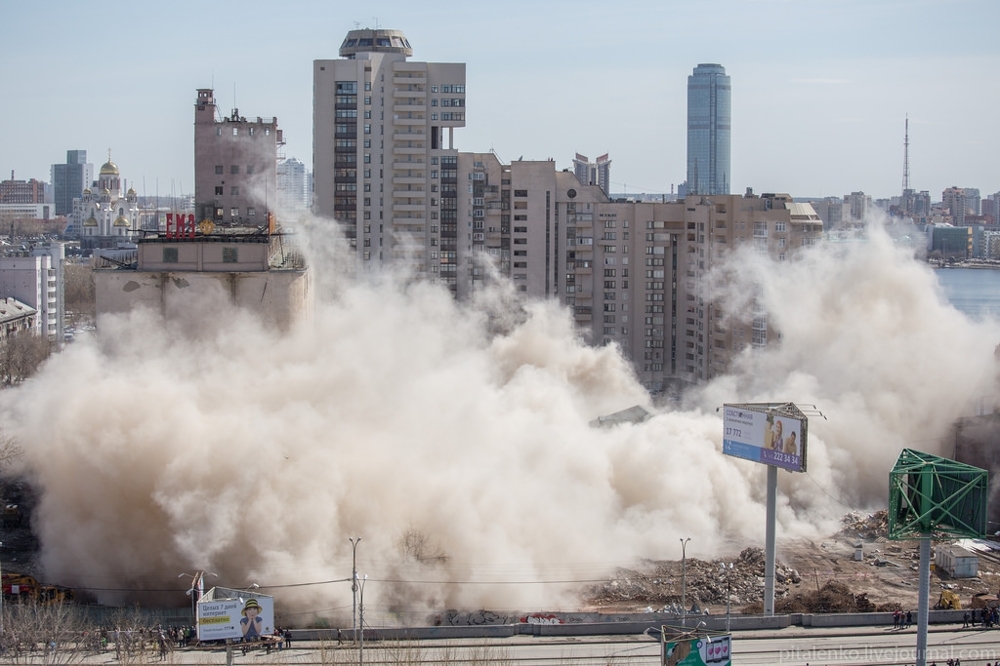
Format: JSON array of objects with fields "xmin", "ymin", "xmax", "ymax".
[{"xmin": 313, "ymin": 28, "xmax": 466, "ymax": 294}]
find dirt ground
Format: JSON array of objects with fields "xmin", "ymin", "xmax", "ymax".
[{"xmin": 582, "ymin": 511, "xmax": 1000, "ymax": 615}]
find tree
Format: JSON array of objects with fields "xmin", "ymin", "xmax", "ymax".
[
  {"xmin": 0, "ymin": 331, "xmax": 50, "ymax": 387},
  {"xmin": 63, "ymin": 262, "xmax": 95, "ymax": 328}
]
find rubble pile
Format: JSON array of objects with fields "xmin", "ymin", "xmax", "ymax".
[
  {"xmin": 587, "ymin": 547, "xmax": 799, "ymax": 610},
  {"xmin": 838, "ymin": 510, "xmax": 889, "ymax": 539},
  {"xmin": 746, "ymin": 581, "xmax": 901, "ymax": 615}
]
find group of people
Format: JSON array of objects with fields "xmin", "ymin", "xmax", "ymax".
[
  {"xmin": 963, "ymin": 605, "xmax": 1000, "ymax": 628},
  {"xmin": 764, "ymin": 414, "xmax": 799, "ymax": 456},
  {"xmin": 892, "ymin": 609, "xmax": 913, "ymax": 629}
]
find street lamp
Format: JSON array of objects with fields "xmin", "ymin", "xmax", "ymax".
[
  {"xmin": 178, "ymin": 571, "xmax": 218, "ymax": 622},
  {"xmin": 357, "ymin": 574, "xmax": 368, "ymax": 666},
  {"xmin": 719, "ymin": 562, "xmax": 733, "ymax": 632},
  {"xmin": 680, "ymin": 538, "xmax": 691, "ymax": 627},
  {"xmin": 349, "ymin": 537, "xmax": 361, "ymax": 638}
]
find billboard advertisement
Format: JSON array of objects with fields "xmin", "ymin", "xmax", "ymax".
[
  {"xmin": 722, "ymin": 404, "xmax": 807, "ymax": 473},
  {"xmin": 663, "ymin": 635, "xmax": 731, "ymax": 665},
  {"xmin": 197, "ymin": 595, "xmax": 275, "ymax": 642}
]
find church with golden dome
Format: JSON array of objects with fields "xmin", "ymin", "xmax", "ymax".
[{"xmin": 74, "ymin": 152, "xmax": 139, "ymax": 249}]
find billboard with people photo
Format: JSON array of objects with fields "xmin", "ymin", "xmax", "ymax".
[{"xmin": 722, "ymin": 403, "xmax": 808, "ymax": 473}]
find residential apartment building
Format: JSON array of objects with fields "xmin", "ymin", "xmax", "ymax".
[
  {"xmin": 313, "ymin": 28, "xmax": 466, "ymax": 295},
  {"xmin": 52, "ymin": 150, "xmax": 93, "ymax": 217},
  {"xmin": 942, "ymin": 187, "xmax": 980, "ymax": 227},
  {"xmin": 0, "ymin": 242, "xmax": 64, "ymax": 342},
  {"xmin": 194, "ymin": 89, "xmax": 283, "ymax": 227},
  {"xmin": 455, "ymin": 154, "xmax": 823, "ymax": 386},
  {"xmin": 687, "ymin": 64, "xmax": 731, "ymax": 196}
]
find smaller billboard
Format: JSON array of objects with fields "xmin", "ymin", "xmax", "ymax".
[
  {"xmin": 663, "ymin": 635, "xmax": 731, "ymax": 665},
  {"xmin": 197, "ymin": 594, "xmax": 275, "ymax": 642},
  {"xmin": 722, "ymin": 404, "xmax": 807, "ymax": 473}
]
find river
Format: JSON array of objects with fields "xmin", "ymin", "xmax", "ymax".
[{"xmin": 934, "ymin": 266, "xmax": 1000, "ymax": 320}]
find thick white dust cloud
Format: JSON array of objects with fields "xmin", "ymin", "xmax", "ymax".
[{"xmin": 2, "ymin": 219, "xmax": 998, "ymax": 621}]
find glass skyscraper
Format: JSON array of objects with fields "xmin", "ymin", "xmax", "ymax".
[{"xmin": 686, "ymin": 64, "xmax": 731, "ymax": 196}]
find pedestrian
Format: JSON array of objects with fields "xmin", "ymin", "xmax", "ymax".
[
  {"xmin": 906, "ymin": 609, "xmax": 913, "ymax": 628},
  {"xmin": 284, "ymin": 628, "xmax": 292, "ymax": 649},
  {"xmin": 963, "ymin": 611, "xmax": 970, "ymax": 627},
  {"xmin": 337, "ymin": 628, "xmax": 343, "ymax": 645},
  {"xmin": 894, "ymin": 610, "xmax": 901, "ymax": 629}
]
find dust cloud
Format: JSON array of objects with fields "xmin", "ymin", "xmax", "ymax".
[{"xmin": 1, "ymin": 218, "xmax": 997, "ymax": 622}]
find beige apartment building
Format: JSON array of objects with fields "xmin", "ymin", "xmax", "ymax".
[
  {"xmin": 313, "ymin": 29, "xmax": 466, "ymax": 294},
  {"xmin": 194, "ymin": 89, "xmax": 284, "ymax": 227},
  {"xmin": 455, "ymin": 154, "xmax": 823, "ymax": 387}
]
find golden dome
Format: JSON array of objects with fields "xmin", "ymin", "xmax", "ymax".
[
  {"xmin": 100, "ymin": 161, "xmax": 119, "ymax": 176},
  {"xmin": 83, "ymin": 188, "xmax": 92, "ymax": 195},
  {"xmin": 127, "ymin": 186, "xmax": 136, "ymax": 195},
  {"xmin": 114, "ymin": 215, "xmax": 130, "ymax": 227},
  {"xmin": 83, "ymin": 214, "xmax": 98, "ymax": 227},
  {"xmin": 102, "ymin": 188, "xmax": 110, "ymax": 195}
]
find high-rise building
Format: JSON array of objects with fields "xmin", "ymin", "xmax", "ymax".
[
  {"xmin": 686, "ymin": 64, "xmax": 731, "ymax": 196},
  {"xmin": 194, "ymin": 89, "xmax": 283, "ymax": 227},
  {"xmin": 942, "ymin": 187, "xmax": 979, "ymax": 227},
  {"xmin": 0, "ymin": 173, "xmax": 47, "ymax": 205},
  {"xmin": 277, "ymin": 157, "xmax": 310, "ymax": 213},
  {"xmin": 313, "ymin": 28, "xmax": 466, "ymax": 294},
  {"xmin": 572, "ymin": 153, "xmax": 612, "ymax": 195},
  {"xmin": 51, "ymin": 150, "xmax": 93, "ymax": 217}
]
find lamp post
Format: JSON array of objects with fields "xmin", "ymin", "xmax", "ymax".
[
  {"xmin": 178, "ymin": 571, "xmax": 217, "ymax": 623},
  {"xmin": 349, "ymin": 537, "xmax": 361, "ymax": 639},
  {"xmin": 719, "ymin": 562, "xmax": 733, "ymax": 632},
  {"xmin": 680, "ymin": 538, "xmax": 691, "ymax": 628},
  {"xmin": 357, "ymin": 574, "xmax": 367, "ymax": 666}
]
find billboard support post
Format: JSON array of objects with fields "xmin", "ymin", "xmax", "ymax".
[
  {"xmin": 764, "ymin": 465, "xmax": 777, "ymax": 616},
  {"xmin": 917, "ymin": 537, "xmax": 930, "ymax": 666}
]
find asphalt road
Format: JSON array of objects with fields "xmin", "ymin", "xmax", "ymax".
[{"xmin": 31, "ymin": 623, "xmax": 1000, "ymax": 665}]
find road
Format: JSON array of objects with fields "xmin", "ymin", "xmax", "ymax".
[{"xmin": 35, "ymin": 624, "xmax": 1000, "ymax": 665}]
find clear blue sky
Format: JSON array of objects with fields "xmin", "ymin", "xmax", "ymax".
[{"xmin": 3, "ymin": 0, "xmax": 997, "ymax": 201}]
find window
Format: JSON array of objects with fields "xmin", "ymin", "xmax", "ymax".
[
  {"xmin": 231, "ymin": 187, "xmax": 239, "ymax": 196},
  {"xmin": 215, "ymin": 186, "xmax": 223, "ymax": 196},
  {"xmin": 223, "ymin": 247, "xmax": 238, "ymax": 263},
  {"xmin": 247, "ymin": 165, "xmax": 254, "ymax": 175},
  {"xmin": 514, "ymin": 189, "xmax": 528, "ymax": 197},
  {"xmin": 163, "ymin": 248, "xmax": 178, "ymax": 263},
  {"xmin": 248, "ymin": 207, "xmax": 256, "ymax": 216},
  {"xmin": 230, "ymin": 207, "xmax": 239, "ymax": 217},
  {"xmin": 215, "ymin": 165, "xmax": 224, "ymax": 175},
  {"xmin": 231, "ymin": 165, "xmax": 239, "ymax": 175},
  {"xmin": 232, "ymin": 127, "xmax": 238, "ymax": 136}
]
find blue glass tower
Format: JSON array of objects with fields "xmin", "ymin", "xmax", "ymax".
[{"xmin": 687, "ymin": 64, "xmax": 731, "ymax": 196}]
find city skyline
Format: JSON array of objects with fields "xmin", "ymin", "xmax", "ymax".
[{"xmin": 2, "ymin": 0, "xmax": 999, "ymax": 202}]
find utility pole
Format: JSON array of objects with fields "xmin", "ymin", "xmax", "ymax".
[
  {"xmin": 357, "ymin": 574, "xmax": 367, "ymax": 666},
  {"xmin": 680, "ymin": 537, "xmax": 691, "ymax": 627},
  {"xmin": 349, "ymin": 537, "xmax": 361, "ymax": 639}
]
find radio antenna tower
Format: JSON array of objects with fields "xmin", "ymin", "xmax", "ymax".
[{"xmin": 902, "ymin": 114, "xmax": 910, "ymax": 193}]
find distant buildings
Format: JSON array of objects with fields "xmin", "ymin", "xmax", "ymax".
[
  {"xmin": 572, "ymin": 153, "xmax": 611, "ymax": 195},
  {"xmin": 193, "ymin": 89, "xmax": 283, "ymax": 227},
  {"xmin": 0, "ymin": 172, "xmax": 54, "ymax": 221},
  {"xmin": 51, "ymin": 150, "xmax": 93, "ymax": 217},
  {"xmin": 942, "ymin": 187, "xmax": 980, "ymax": 227},
  {"xmin": 686, "ymin": 64, "xmax": 731, "ymax": 196},
  {"xmin": 76, "ymin": 157, "xmax": 140, "ymax": 250},
  {"xmin": 277, "ymin": 157, "xmax": 310, "ymax": 213},
  {"xmin": 312, "ymin": 28, "xmax": 466, "ymax": 294}
]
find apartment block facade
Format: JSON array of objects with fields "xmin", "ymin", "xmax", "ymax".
[
  {"xmin": 194, "ymin": 89, "xmax": 283, "ymax": 227},
  {"xmin": 452, "ymin": 154, "xmax": 823, "ymax": 386},
  {"xmin": 313, "ymin": 29, "xmax": 466, "ymax": 295}
]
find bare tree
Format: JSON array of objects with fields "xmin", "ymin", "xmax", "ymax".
[
  {"xmin": 63, "ymin": 263, "xmax": 95, "ymax": 328},
  {"xmin": 0, "ymin": 600, "xmax": 94, "ymax": 664},
  {"xmin": 0, "ymin": 331, "xmax": 50, "ymax": 387}
]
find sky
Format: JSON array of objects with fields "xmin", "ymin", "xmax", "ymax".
[{"xmin": 2, "ymin": 0, "xmax": 998, "ymax": 201}]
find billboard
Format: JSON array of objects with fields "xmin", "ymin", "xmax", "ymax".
[
  {"xmin": 663, "ymin": 635, "xmax": 731, "ymax": 666},
  {"xmin": 722, "ymin": 403, "xmax": 807, "ymax": 473},
  {"xmin": 197, "ymin": 594, "xmax": 275, "ymax": 642}
]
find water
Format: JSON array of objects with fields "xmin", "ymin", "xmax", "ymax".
[{"xmin": 935, "ymin": 267, "xmax": 1000, "ymax": 320}]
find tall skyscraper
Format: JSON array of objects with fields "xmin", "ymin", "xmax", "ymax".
[
  {"xmin": 277, "ymin": 157, "xmax": 310, "ymax": 213},
  {"xmin": 572, "ymin": 153, "xmax": 611, "ymax": 195},
  {"xmin": 686, "ymin": 64, "xmax": 731, "ymax": 196},
  {"xmin": 313, "ymin": 28, "xmax": 466, "ymax": 293},
  {"xmin": 51, "ymin": 150, "xmax": 93, "ymax": 217}
]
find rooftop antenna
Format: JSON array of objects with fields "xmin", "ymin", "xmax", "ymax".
[{"xmin": 902, "ymin": 114, "xmax": 910, "ymax": 193}]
